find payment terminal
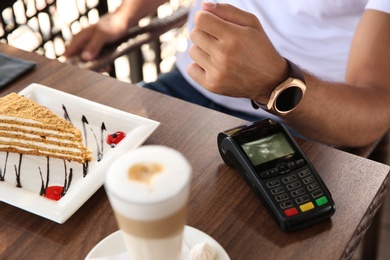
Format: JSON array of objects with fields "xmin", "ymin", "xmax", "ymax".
[{"xmin": 217, "ymin": 119, "xmax": 335, "ymax": 231}]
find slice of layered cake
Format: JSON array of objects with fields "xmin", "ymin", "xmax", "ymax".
[{"xmin": 0, "ymin": 92, "xmax": 91, "ymax": 163}]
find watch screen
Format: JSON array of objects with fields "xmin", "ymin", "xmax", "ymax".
[{"xmin": 241, "ymin": 132, "xmax": 295, "ymax": 166}]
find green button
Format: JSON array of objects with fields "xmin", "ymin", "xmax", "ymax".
[{"xmin": 316, "ymin": 196, "xmax": 328, "ymax": 206}]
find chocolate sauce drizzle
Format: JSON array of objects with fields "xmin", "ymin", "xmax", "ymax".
[
  {"xmin": 93, "ymin": 123, "xmax": 107, "ymax": 162},
  {"xmin": 0, "ymin": 152, "xmax": 9, "ymax": 181},
  {"xmin": 101, "ymin": 123, "xmax": 106, "ymax": 155},
  {"xmin": 61, "ymin": 161, "xmax": 73, "ymax": 197},
  {"xmin": 38, "ymin": 157, "xmax": 50, "ymax": 196},
  {"xmin": 82, "ymin": 115, "xmax": 89, "ymax": 147},
  {"xmin": 83, "ymin": 161, "xmax": 89, "ymax": 178},
  {"xmin": 14, "ymin": 154, "xmax": 22, "ymax": 188},
  {"xmin": 38, "ymin": 167, "xmax": 45, "ymax": 196},
  {"xmin": 63, "ymin": 104, "xmax": 72, "ymax": 124}
]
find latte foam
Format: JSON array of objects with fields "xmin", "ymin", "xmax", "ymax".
[{"xmin": 105, "ymin": 145, "xmax": 192, "ymax": 221}]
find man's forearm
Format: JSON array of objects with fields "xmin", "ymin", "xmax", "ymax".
[
  {"xmin": 284, "ymin": 73, "xmax": 390, "ymax": 148},
  {"xmin": 287, "ymin": 10, "xmax": 390, "ymax": 148}
]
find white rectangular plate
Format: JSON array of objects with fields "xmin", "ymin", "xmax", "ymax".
[{"xmin": 0, "ymin": 83, "xmax": 160, "ymax": 223}]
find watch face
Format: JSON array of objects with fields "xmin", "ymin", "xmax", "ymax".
[{"xmin": 275, "ymin": 86, "xmax": 304, "ymax": 112}]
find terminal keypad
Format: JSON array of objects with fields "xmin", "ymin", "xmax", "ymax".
[{"xmin": 263, "ymin": 164, "xmax": 329, "ymax": 218}]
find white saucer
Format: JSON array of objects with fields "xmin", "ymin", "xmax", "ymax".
[{"xmin": 85, "ymin": 225, "xmax": 230, "ymax": 260}]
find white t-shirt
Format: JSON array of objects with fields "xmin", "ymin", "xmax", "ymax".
[{"xmin": 175, "ymin": 0, "xmax": 390, "ymax": 118}]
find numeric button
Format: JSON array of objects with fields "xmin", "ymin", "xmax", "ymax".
[
  {"xmin": 303, "ymin": 175, "xmax": 315, "ymax": 184},
  {"xmin": 280, "ymin": 200, "xmax": 293, "ymax": 209},
  {"xmin": 282, "ymin": 175, "xmax": 297, "ymax": 184},
  {"xmin": 286, "ymin": 181, "xmax": 301, "ymax": 190},
  {"xmin": 266, "ymin": 180, "xmax": 280, "ymax": 188},
  {"xmin": 291, "ymin": 188, "xmax": 305, "ymax": 197},
  {"xmin": 298, "ymin": 169, "xmax": 311, "ymax": 178},
  {"xmin": 271, "ymin": 187, "xmax": 285, "ymax": 195},
  {"xmin": 275, "ymin": 193, "xmax": 289, "ymax": 202}
]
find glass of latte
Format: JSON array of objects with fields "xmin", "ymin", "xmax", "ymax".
[{"xmin": 105, "ymin": 145, "xmax": 192, "ymax": 260}]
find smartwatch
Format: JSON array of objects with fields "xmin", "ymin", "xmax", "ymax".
[{"xmin": 251, "ymin": 58, "xmax": 306, "ymax": 115}]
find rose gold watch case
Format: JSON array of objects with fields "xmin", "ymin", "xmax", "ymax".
[{"xmin": 254, "ymin": 77, "xmax": 306, "ymax": 116}]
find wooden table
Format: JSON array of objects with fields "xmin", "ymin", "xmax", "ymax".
[{"xmin": 0, "ymin": 44, "xmax": 389, "ymax": 259}]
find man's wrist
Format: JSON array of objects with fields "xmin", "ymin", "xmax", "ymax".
[{"xmin": 251, "ymin": 58, "xmax": 306, "ymax": 115}]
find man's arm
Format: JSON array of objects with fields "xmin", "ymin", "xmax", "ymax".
[
  {"xmin": 187, "ymin": 3, "xmax": 390, "ymax": 147},
  {"xmin": 64, "ymin": 0, "xmax": 167, "ymax": 60}
]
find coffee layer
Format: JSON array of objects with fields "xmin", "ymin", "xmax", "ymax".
[{"xmin": 115, "ymin": 205, "xmax": 187, "ymax": 239}]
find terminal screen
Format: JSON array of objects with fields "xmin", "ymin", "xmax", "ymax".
[{"xmin": 241, "ymin": 132, "xmax": 295, "ymax": 166}]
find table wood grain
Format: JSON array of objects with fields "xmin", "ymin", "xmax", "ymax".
[{"xmin": 0, "ymin": 44, "xmax": 389, "ymax": 259}]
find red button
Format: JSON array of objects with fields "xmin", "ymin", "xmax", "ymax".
[{"xmin": 284, "ymin": 207, "xmax": 298, "ymax": 217}]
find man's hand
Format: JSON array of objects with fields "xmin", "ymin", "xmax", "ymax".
[
  {"xmin": 64, "ymin": 12, "xmax": 130, "ymax": 61},
  {"xmin": 187, "ymin": 2, "xmax": 288, "ymax": 104}
]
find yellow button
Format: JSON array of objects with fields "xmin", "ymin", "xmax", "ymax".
[{"xmin": 300, "ymin": 202, "xmax": 315, "ymax": 212}]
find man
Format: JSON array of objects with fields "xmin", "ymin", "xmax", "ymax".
[{"xmin": 65, "ymin": 0, "xmax": 390, "ymax": 148}]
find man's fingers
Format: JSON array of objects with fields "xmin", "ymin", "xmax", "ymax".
[
  {"xmin": 64, "ymin": 26, "xmax": 94, "ymax": 58},
  {"xmin": 189, "ymin": 26, "xmax": 218, "ymax": 57},
  {"xmin": 193, "ymin": 10, "xmax": 226, "ymax": 41},
  {"xmin": 187, "ymin": 63, "xmax": 206, "ymax": 88},
  {"xmin": 199, "ymin": 2, "xmax": 262, "ymax": 33},
  {"xmin": 80, "ymin": 31, "xmax": 106, "ymax": 61},
  {"xmin": 64, "ymin": 25, "xmax": 106, "ymax": 61},
  {"xmin": 188, "ymin": 44, "xmax": 211, "ymax": 72}
]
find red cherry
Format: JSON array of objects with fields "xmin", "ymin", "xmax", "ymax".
[
  {"xmin": 106, "ymin": 131, "xmax": 126, "ymax": 147},
  {"xmin": 45, "ymin": 186, "xmax": 63, "ymax": 201}
]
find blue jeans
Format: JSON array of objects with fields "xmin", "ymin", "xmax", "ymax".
[{"xmin": 141, "ymin": 67, "xmax": 261, "ymax": 122}]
